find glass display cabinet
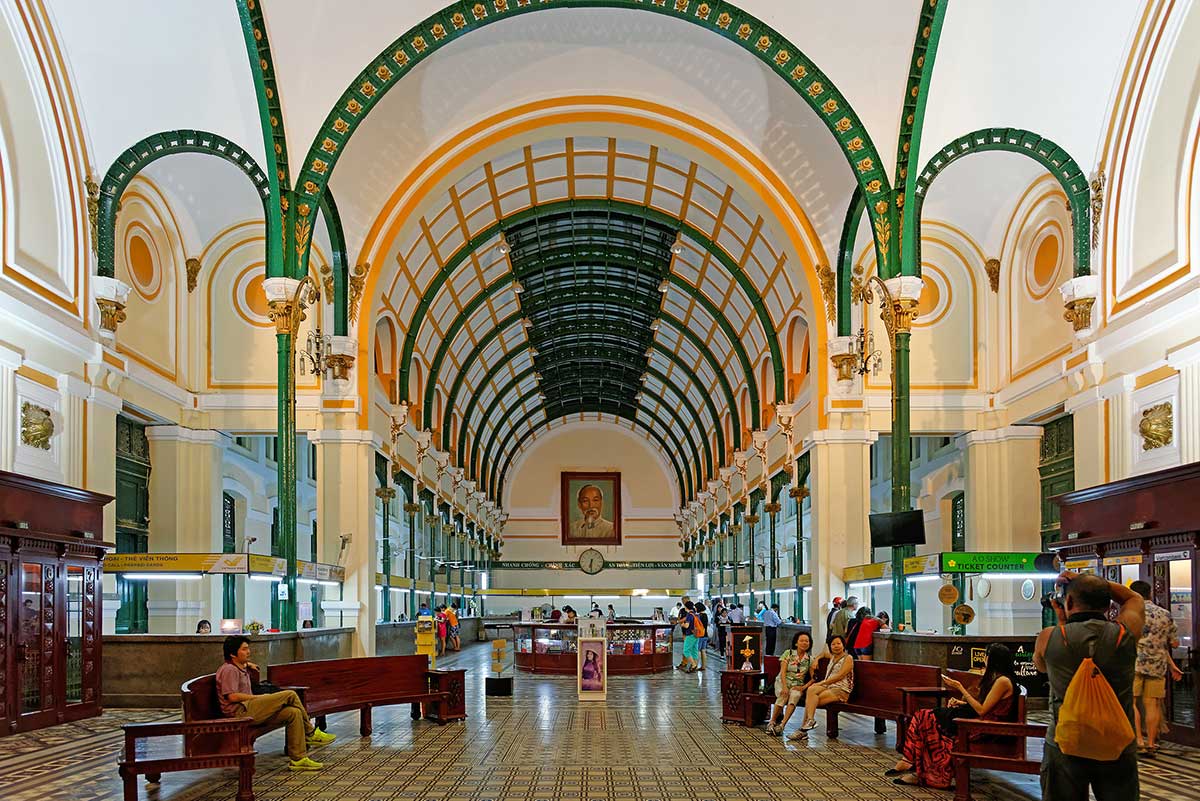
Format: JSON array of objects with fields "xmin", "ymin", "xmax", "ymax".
[{"xmin": 513, "ymin": 622, "xmax": 673, "ymax": 674}]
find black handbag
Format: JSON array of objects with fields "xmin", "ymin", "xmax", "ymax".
[{"xmin": 932, "ymin": 703, "xmax": 977, "ymax": 737}]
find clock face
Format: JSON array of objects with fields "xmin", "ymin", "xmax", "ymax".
[{"xmin": 579, "ymin": 548, "xmax": 605, "ymax": 575}]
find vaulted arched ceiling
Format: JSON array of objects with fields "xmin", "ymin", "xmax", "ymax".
[{"xmin": 367, "ymin": 135, "xmax": 816, "ymax": 504}]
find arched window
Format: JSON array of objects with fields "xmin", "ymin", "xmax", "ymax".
[
  {"xmin": 786, "ymin": 318, "xmax": 810, "ymax": 400},
  {"xmin": 374, "ymin": 318, "xmax": 397, "ymax": 401},
  {"xmin": 739, "ymin": 389, "xmax": 750, "ymax": 448}
]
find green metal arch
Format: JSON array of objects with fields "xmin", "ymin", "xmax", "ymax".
[
  {"xmin": 317, "ymin": 190, "xmax": 350, "ymax": 336},
  {"xmin": 479, "ymin": 373, "xmax": 707, "ymax": 500},
  {"xmin": 450, "ymin": 338, "xmax": 727, "ymax": 469},
  {"xmin": 404, "ymin": 198, "xmax": 775, "ymax": 422},
  {"xmin": 835, "ymin": 186, "xmax": 865, "ymax": 338},
  {"xmin": 454, "ymin": 315, "xmax": 741, "ymax": 469},
  {"xmin": 496, "ymin": 413, "xmax": 688, "ymax": 509},
  {"xmin": 914, "ymin": 128, "xmax": 1091, "ymax": 278},
  {"xmin": 488, "ymin": 395, "xmax": 693, "ymax": 504},
  {"xmin": 293, "ymin": 0, "xmax": 892, "ymax": 278},
  {"xmin": 236, "ymin": 0, "xmax": 292, "ymax": 278},
  {"xmin": 96, "ymin": 130, "xmax": 270, "ymax": 277},
  {"xmin": 475, "ymin": 358, "xmax": 713, "ymax": 494},
  {"xmin": 424, "ymin": 311, "xmax": 522, "ymax": 429}
]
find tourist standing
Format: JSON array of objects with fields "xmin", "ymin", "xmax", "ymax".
[
  {"xmin": 1129, "ymin": 580, "xmax": 1181, "ymax": 757},
  {"xmin": 695, "ymin": 602, "xmax": 710, "ymax": 671},
  {"xmin": 825, "ymin": 597, "xmax": 843, "ymax": 644},
  {"xmin": 758, "ymin": 601, "xmax": 782, "ymax": 656},
  {"xmin": 830, "ymin": 596, "xmax": 857, "ymax": 643},
  {"xmin": 1033, "ymin": 572, "xmax": 1144, "ymax": 800}
]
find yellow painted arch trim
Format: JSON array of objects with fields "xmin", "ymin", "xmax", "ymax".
[{"xmin": 353, "ymin": 96, "xmax": 832, "ymax": 436}]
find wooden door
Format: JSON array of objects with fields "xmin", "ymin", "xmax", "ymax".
[
  {"xmin": 14, "ymin": 557, "xmax": 59, "ymax": 732},
  {"xmin": 0, "ymin": 552, "xmax": 10, "ymax": 733}
]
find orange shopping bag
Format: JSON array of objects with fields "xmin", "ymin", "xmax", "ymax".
[{"xmin": 1054, "ymin": 624, "xmax": 1134, "ymax": 761}]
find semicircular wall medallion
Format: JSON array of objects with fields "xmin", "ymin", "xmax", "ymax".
[
  {"xmin": 232, "ymin": 263, "xmax": 273, "ymax": 328},
  {"xmin": 912, "ymin": 263, "xmax": 951, "ymax": 328},
  {"xmin": 1024, "ymin": 220, "xmax": 1064, "ymax": 301},
  {"xmin": 124, "ymin": 224, "xmax": 161, "ymax": 302}
]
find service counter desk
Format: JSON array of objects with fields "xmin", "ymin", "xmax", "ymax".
[
  {"xmin": 514, "ymin": 622, "xmax": 674, "ymax": 674},
  {"xmin": 874, "ymin": 631, "xmax": 1047, "ymax": 701},
  {"xmin": 103, "ymin": 627, "xmax": 355, "ymax": 707}
]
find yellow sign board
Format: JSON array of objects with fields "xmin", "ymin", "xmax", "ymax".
[
  {"xmin": 296, "ymin": 561, "xmax": 346, "ymax": 582},
  {"xmin": 104, "ymin": 553, "xmax": 247, "ymax": 573},
  {"xmin": 1102, "ymin": 554, "xmax": 1143, "ymax": 567},
  {"xmin": 249, "ymin": 554, "xmax": 287, "ymax": 576},
  {"xmin": 904, "ymin": 553, "xmax": 940, "ymax": 575},
  {"xmin": 842, "ymin": 562, "xmax": 889, "ymax": 582},
  {"xmin": 1064, "ymin": 558, "xmax": 1099, "ymax": 571}
]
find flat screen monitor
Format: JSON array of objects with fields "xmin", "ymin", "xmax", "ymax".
[{"xmin": 869, "ymin": 510, "xmax": 926, "ymax": 549}]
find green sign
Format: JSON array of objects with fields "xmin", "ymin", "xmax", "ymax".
[{"xmin": 940, "ymin": 552, "xmax": 1040, "ymax": 574}]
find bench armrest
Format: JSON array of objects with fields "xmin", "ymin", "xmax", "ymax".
[
  {"xmin": 955, "ymin": 719, "xmax": 1047, "ymax": 741},
  {"xmin": 897, "ymin": 686, "xmax": 949, "ymax": 695},
  {"xmin": 897, "ymin": 686, "xmax": 949, "ymax": 715},
  {"xmin": 122, "ymin": 717, "xmax": 254, "ymax": 762}
]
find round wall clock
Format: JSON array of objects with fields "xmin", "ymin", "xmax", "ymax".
[
  {"xmin": 579, "ymin": 548, "xmax": 605, "ymax": 575},
  {"xmin": 975, "ymin": 577, "xmax": 992, "ymax": 599}
]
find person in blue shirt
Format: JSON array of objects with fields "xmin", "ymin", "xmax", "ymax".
[
  {"xmin": 418, "ymin": 602, "xmax": 431, "ymax": 616},
  {"xmin": 758, "ymin": 601, "xmax": 782, "ymax": 656}
]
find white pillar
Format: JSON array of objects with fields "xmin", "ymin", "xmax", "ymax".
[
  {"xmin": 310, "ymin": 428, "xmax": 378, "ymax": 656},
  {"xmin": 804, "ymin": 427, "xmax": 876, "ymax": 646},
  {"xmin": 58, "ymin": 374, "xmax": 89, "ymax": 488},
  {"xmin": 144, "ymin": 426, "xmax": 225, "ymax": 632},
  {"xmin": 960, "ymin": 426, "xmax": 1043, "ymax": 635},
  {"xmin": 0, "ymin": 343, "xmax": 20, "ymax": 471},
  {"xmin": 1168, "ymin": 340, "xmax": 1200, "ymax": 464}
]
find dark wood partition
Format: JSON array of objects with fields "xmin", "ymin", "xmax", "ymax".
[
  {"xmin": 1051, "ymin": 462, "xmax": 1199, "ymax": 746},
  {"xmin": 0, "ymin": 470, "xmax": 113, "ymax": 735}
]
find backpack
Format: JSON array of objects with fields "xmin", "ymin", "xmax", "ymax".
[
  {"xmin": 693, "ymin": 613, "xmax": 706, "ymax": 639},
  {"xmin": 1054, "ymin": 623, "xmax": 1134, "ymax": 761}
]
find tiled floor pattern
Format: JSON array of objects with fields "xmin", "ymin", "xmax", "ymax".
[{"xmin": 2, "ymin": 644, "xmax": 1196, "ymax": 800}]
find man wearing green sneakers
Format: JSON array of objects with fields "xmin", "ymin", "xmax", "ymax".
[{"xmin": 217, "ymin": 635, "xmax": 337, "ymax": 771}]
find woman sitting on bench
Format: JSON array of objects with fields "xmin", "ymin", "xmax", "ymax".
[
  {"xmin": 766, "ymin": 631, "xmax": 814, "ymax": 737},
  {"xmin": 796, "ymin": 635, "xmax": 855, "ymax": 736},
  {"xmin": 887, "ymin": 643, "xmax": 1016, "ymax": 788}
]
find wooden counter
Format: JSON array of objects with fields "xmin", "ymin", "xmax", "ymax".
[
  {"xmin": 874, "ymin": 631, "xmax": 1047, "ymax": 699},
  {"xmin": 513, "ymin": 622, "xmax": 673, "ymax": 674}
]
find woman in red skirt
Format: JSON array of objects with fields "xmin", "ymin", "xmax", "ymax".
[{"xmin": 887, "ymin": 643, "xmax": 1017, "ymax": 789}]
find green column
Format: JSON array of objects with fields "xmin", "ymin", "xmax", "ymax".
[
  {"xmin": 890, "ymin": 328, "xmax": 915, "ymax": 630},
  {"xmin": 405, "ymin": 502, "xmax": 418, "ymax": 619},
  {"xmin": 745, "ymin": 512, "xmax": 758, "ymax": 607},
  {"xmin": 718, "ymin": 522, "xmax": 725, "ymax": 599},
  {"xmin": 276, "ymin": 331, "xmax": 298, "ymax": 632},
  {"xmin": 378, "ymin": 487, "xmax": 394, "ymax": 622},
  {"xmin": 766, "ymin": 502, "xmax": 779, "ymax": 607},
  {"xmin": 730, "ymin": 518, "xmax": 740, "ymax": 606}
]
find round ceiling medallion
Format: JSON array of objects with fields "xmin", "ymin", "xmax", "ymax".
[
  {"xmin": 125, "ymin": 226, "xmax": 161, "ymax": 302},
  {"xmin": 1025, "ymin": 222, "xmax": 1063, "ymax": 300},
  {"xmin": 233, "ymin": 264, "xmax": 273, "ymax": 327}
]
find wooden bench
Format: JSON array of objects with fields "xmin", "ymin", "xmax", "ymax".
[
  {"xmin": 821, "ymin": 658, "xmax": 943, "ymax": 740},
  {"xmin": 118, "ymin": 656, "xmax": 465, "ymax": 801},
  {"xmin": 741, "ymin": 656, "xmax": 781, "ymax": 724},
  {"xmin": 269, "ymin": 655, "xmax": 466, "ymax": 734}
]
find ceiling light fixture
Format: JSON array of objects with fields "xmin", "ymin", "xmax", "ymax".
[
  {"xmin": 512, "ymin": 280, "xmax": 524, "ymax": 294},
  {"xmin": 521, "ymin": 317, "xmax": 533, "ymax": 329},
  {"xmin": 649, "ymin": 319, "xmax": 661, "ymax": 331},
  {"xmin": 497, "ymin": 233, "xmax": 509, "ymax": 255},
  {"xmin": 671, "ymin": 233, "xmax": 685, "ymax": 255},
  {"xmin": 658, "ymin": 279, "xmax": 669, "ymax": 293}
]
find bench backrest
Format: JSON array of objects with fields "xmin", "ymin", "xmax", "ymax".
[
  {"xmin": 814, "ymin": 656, "xmax": 941, "ymax": 712},
  {"xmin": 762, "ymin": 656, "xmax": 781, "ymax": 687},
  {"xmin": 269, "ymin": 655, "xmax": 431, "ymax": 709},
  {"xmin": 181, "ymin": 674, "xmax": 220, "ymax": 722}
]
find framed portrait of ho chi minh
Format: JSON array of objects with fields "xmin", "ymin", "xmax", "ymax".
[{"xmin": 561, "ymin": 472, "xmax": 622, "ymax": 547}]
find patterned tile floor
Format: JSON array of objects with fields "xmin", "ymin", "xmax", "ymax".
[{"xmin": 1, "ymin": 643, "xmax": 1196, "ymax": 800}]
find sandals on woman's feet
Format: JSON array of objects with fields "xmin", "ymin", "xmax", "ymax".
[
  {"xmin": 800, "ymin": 719, "xmax": 818, "ymax": 731},
  {"xmin": 884, "ymin": 768, "xmax": 912, "ymax": 777}
]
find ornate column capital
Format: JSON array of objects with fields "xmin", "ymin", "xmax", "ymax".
[
  {"xmin": 1059, "ymin": 275, "xmax": 1099, "ymax": 337},
  {"xmin": 882, "ymin": 276, "xmax": 924, "ymax": 335},
  {"xmin": 326, "ymin": 335, "xmax": 357, "ymax": 381},
  {"xmin": 376, "ymin": 486, "xmax": 397, "ymax": 501},
  {"xmin": 830, "ymin": 335, "xmax": 857, "ymax": 385},
  {"xmin": 94, "ymin": 276, "xmax": 131, "ymax": 335}
]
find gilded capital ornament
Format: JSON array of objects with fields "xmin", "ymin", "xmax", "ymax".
[
  {"xmin": 403, "ymin": 502, "xmax": 420, "ymax": 515},
  {"xmin": 831, "ymin": 351, "xmax": 857, "ymax": 382},
  {"xmin": 96, "ymin": 298, "xmax": 127, "ymax": 333},
  {"xmin": 1062, "ymin": 297, "xmax": 1095, "ymax": 333},
  {"xmin": 816, "ymin": 263, "xmax": 837, "ymax": 325},
  {"xmin": 889, "ymin": 296, "xmax": 920, "ymax": 334},
  {"xmin": 789, "ymin": 485, "xmax": 810, "ymax": 501},
  {"xmin": 763, "ymin": 502, "xmax": 781, "ymax": 515},
  {"xmin": 743, "ymin": 514, "xmax": 760, "ymax": 526},
  {"xmin": 186, "ymin": 257, "xmax": 201, "ymax": 293},
  {"xmin": 375, "ymin": 486, "xmax": 397, "ymax": 501},
  {"xmin": 325, "ymin": 352, "xmax": 354, "ymax": 381},
  {"xmin": 985, "ymin": 258, "xmax": 1000, "ymax": 293}
]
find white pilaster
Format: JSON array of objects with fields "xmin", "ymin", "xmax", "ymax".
[
  {"xmin": 802, "ymin": 428, "xmax": 876, "ymax": 646},
  {"xmin": 1168, "ymin": 340, "xmax": 1200, "ymax": 464},
  {"xmin": 58, "ymin": 374, "xmax": 89, "ymax": 488},
  {"xmin": 0, "ymin": 343, "xmax": 21, "ymax": 471}
]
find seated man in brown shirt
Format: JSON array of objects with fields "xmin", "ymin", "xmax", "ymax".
[{"xmin": 216, "ymin": 635, "xmax": 336, "ymax": 771}]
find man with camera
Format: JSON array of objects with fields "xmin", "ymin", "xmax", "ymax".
[{"xmin": 1033, "ymin": 571, "xmax": 1144, "ymax": 800}]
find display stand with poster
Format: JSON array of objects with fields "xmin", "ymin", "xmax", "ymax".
[
  {"xmin": 578, "ymin": 617, "xmax": 607, "ymax": 701},
  {"xmin": 415, "ymin": 615, "xmax": 437, "ymax": 668}
]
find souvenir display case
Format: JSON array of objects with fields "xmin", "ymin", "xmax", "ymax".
[{"xmin": 513, "ymin": 622, "xmax": 673, "ymax": 674}]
